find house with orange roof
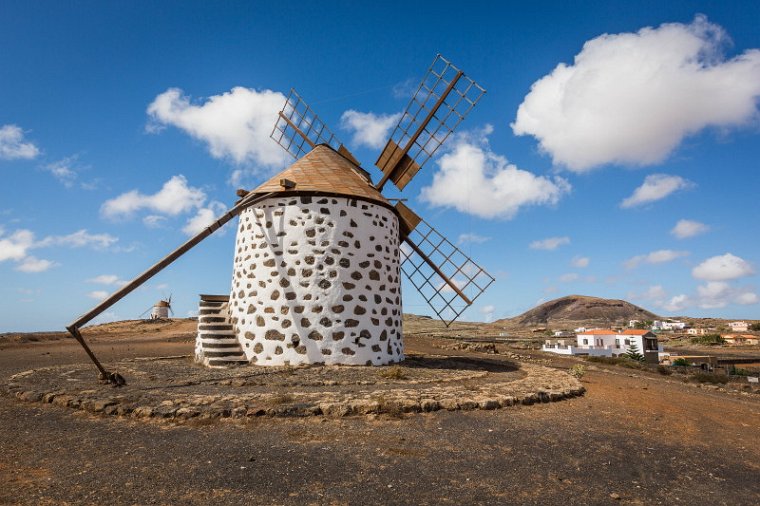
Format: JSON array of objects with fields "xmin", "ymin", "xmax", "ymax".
[
  {"xmin": 722, "ymin": 334, "xmax": 759, "ymax": 346},
  {"xmin": 542, "ymin": 328, "xmax": 661, "ymax": 363}
]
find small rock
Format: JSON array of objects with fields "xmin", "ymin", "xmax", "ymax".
[{"xmin": 610, "ymin": 492, "xmax": 621, "ymax": 500}]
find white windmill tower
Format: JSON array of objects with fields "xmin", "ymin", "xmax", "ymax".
[{"xmin": 66, "ymin": 55, "xmax": 494, "ymax": 384}]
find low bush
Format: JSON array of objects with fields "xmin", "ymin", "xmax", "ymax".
[
  {"xmin": 585, "ymin": 356, "xmax": 646, "ymax": 370},
  {"xmin": 568, "ymin": 364, "xmax": 586, "ymax": 379},
  {"xmin": 657, "ymin": 365, "xmax": 673, "ymax": 375},
  {"xmin": 690, "ymin": 334, "xmax": 725, "ymax": 346},
  {"xmin": 692, "ymin": 373, "xmax": 729, "ymax": 385},
  {"xmin": 378, "ymin": 365, "xmax": 407, "ymax": 380}
]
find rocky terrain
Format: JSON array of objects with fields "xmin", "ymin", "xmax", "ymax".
[{"xmin": 0, "ymin": 314, "xmax": 759, "ymax": 504}]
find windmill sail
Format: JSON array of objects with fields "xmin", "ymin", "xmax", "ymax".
[
  {"xmin": 400, "ymin": 217, "xmax": 495, "ymax": 326},
  {"xmin": 270, "ymin": 89, "xmax": 360, "ymax": 166},
  {"xmin": 375, "ymin": 54, "xmax": 486, "ymax": 191}
]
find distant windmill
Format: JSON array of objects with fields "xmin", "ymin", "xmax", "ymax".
[
  {"xmin": 139, "ymin": 295, "xmax": 174, "ymax": 320},
  {"xmin": 66, "ymin": 55, "xmax": 495, "ymax": 384}
]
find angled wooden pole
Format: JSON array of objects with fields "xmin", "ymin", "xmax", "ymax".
[{"xmin": 66, "ymin": 191, "xmax": 275, "ymax": 385}]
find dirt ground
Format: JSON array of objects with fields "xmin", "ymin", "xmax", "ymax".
[{"xmin": 0, "ymin": 320, "xmax": 759, "ymax": 505}]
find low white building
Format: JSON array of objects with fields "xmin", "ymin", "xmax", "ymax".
[
  {"xmin": 543, "ymin": 329, "xmax": 662, "ymax": 363},
  {"xmin": 687, "ymin": 328, "xmax": 711, "ymax": 336},
  {"xmin": 652, "ymin": 320, "xmax": 686, "ymax": 331},
  {"xmin": 729, "ymin": 321, "xmax": 749, "ymax": 332}
]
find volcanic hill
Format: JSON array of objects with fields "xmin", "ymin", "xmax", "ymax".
[{"xmin": 493, "ymin": 295, "xmax": 659, "ymax": 329}]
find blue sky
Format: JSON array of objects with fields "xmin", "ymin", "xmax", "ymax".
[{"xmin": 2, "ymin": 0, "xmax": 759, "ymax": 331}]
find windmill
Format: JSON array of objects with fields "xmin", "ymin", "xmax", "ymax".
[
  {"xmin": 139, "ymin": 294, "xmax": 174, "ymax": 320},
  {"xmin": 66, "ymin": 55, "xmax": 495, "ymax": 384}
]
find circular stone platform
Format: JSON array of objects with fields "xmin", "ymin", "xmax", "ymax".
[{"xmin": 4, "ymin": 354, "xmax": 584, "ymax": 420}]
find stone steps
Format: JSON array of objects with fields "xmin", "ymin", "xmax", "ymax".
[{"xmin": 195, "ymin": 294, "xmax": 247, "ymax": 368}]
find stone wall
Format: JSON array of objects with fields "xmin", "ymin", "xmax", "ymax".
[{"xmin": 229, "ymin": 194, "xmax": 403, "ymax": 366}]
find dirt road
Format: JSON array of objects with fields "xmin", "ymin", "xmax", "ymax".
[{"xmin": 1, "ymin": 331, "xmax": 759, "ymax": 505}]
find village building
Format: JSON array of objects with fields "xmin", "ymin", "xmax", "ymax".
[
  {"xmin": 542, "ymin": 328, "xmax": 662, "ymax": 363},
  {"xmin": 652, "ymin": 320, "xmax": 686, "ymax": 331},
  {"xmin": 728, "ymin": 321, "xmax": 749, "ymax": 332},
  {"xmin": 687, "ymin": 328, "xmax": 712, "ymax": 336},
  {"xmin": 722, "ymin": 334, "xmax": 759, "ymax": 346}
]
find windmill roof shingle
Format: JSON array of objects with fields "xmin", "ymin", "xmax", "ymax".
[{"xmin": 250, "ymin": 144, "xmax": 390, "ymax": 206}]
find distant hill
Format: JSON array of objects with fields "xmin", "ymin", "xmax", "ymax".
[{"xmin": 493, "ymin": 295, "xmax": 659, "ymax": 329}]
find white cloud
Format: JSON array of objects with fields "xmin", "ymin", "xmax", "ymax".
[
  {"xmin": 663, "ymin": 294, "xmax": 690, "ymax": 313},
  {"xmin": 87, "ymin": 274, "xmax": 127, "ymax": 286},
  {"xmin": 182, "ymin": 201, "xmax": 228, "ymax": 236},
  {"xmin": 143, "ymin": 215, "xmax": 168, "ymax": 228},
  {"xmin": 419, "ymin": 126, "xmax": 570, "ymax": 219},
  {"xmin": 0, "ymin": 125, "xmax": 40, "ymax": 160},
  {"xmin": 645, "ymin": 285, "xmax": 667, "ymax": 301},
  {"xmin": 571, "ymin": 256, "xmax": 590, "ymax": 268},
  {"xmin": 512, "ymin": 16, "xmax": 760, "ymax": 172},
  {"xmin": 0, "ymin": 229, "xmax": 34, "ymax": 262},
  {"xmin": 457, "ymin": 233, "xmax": 491, "ymax": 245},
  {"xmin": 15, "ymin": 256, "xmax": 56, "ymax": 273},
  {"xmin": 625, "ymin": 249, "xmax": 688, "ymax": 269},
  {"xmin": 620, "ymin": 174, "xmax": 693, "ymax": 208},
  {"xmin": 0, "ymin": 227, "xmax": 117, "ymax": 273},
  {"xmin": 36, "ymin": 229, "xmax": 118, "ymax": 249},
  {"xmin": 479, "ymin": 304, "xmax": 495, "ymax": 323},
  {"xmin": 530, "ymin": 236, "xmax": 570, "ymax": 251},
  {"xmin": 696, "ymin": 281, "xmax": 732, "ymax": 308},
  {"xmin": 101, "ymin": 175, "xmax": 206, "ymax": 219},
  {"xmin": 559, "ymin": 273, "xmax": 579, "ymax": 283},
  {"xmin": 340, "ymin": 110, "xmax": 401, "ymax": 149},
  {"xmin": 692, "ymin": 253, "xmax": 754, "ymax": 281},
  {"xmin": 88, "ymin": 290, "xmax": 109, "ymax": 301},
  {"xmin": 147, "ymin": 87, "xmax": 289, "ymax": 167},
  {"xmin": 42, "ymin": 155, "xmax": 79, "ymax": 187},
  {"xmin": 671, "ymin": 219, "xmax": 709, "ymax": 239},
  {"xmin": 735, "ymin": 292, "xmax": 759, "ymax": 305}
]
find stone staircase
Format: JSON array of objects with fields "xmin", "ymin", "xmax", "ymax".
[{"xmin": 195, "ymin": 294, "xmax": 247, "ymax": 368}]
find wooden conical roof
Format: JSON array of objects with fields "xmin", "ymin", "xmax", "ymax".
[{"xmin": 250, "ymin": 145, "xmax": 390, "ymax": 205}]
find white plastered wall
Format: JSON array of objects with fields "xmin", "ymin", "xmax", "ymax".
[{"xmin": 229, "ymin": 194, "xmax": 403, "ymax": 366}]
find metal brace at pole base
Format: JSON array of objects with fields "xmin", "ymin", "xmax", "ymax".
[{"xmin": 64, "ymin": 191, "xmax": 276, "ymax": 386}]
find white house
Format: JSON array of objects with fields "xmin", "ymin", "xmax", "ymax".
[
  {"xmin": 653, "ymin": 320, "xmax": 686, "ymax": 331},
  {"xmin": 687, "ymin": 328, "xmax": 711, "ymax": 336},
  {"xmin": 729, "ymin": 321, "xmax": 749, "ymax": 332},
  {"xmin": 628, "ymin": 320, "xmax": 640, "ymax": 328},
  {"xmin": 543, "ymin": 329, "xmax": 662, "ymax": 363}
]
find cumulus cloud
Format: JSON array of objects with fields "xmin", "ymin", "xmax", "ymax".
[
  {"xmin": 88, "ymin": 290, "xmax": 109, "ymax": 300},
  {"xmin": 530, "ymin": 236, "xmax": 570, "ymax": 251},
  {"xmin": 87, "ymin": 274, "xmax": 127, "ymax": 286},
  {"xmin": 101, "ymin": 175, "xmax": 206, "ymax": 219},
  {"xmin": 36, "ymin": 229, "xmax": 118, "ymax": 249},
  {"xmin": 663, "ymin": 294, "xmax": 690, "ymax": 313},
  {"xmin": 671, "ymin": 219, "xmax": 709, "ymax": 239},
  {"xmin": 0, "ymin": 227, "xmax": 117, "ymax": 273},
  {"xmin": 419, "ymin": 126, "xmax": 570, "ymax": 219},
  {"xmin": 649, "ymin": 277, "xmax": 758, "ymax": 311},
  {"xmin": 571, "ymin": 256, "xmax": 590, "ymax": 268},
  {"xmin": 42, "ymin": 155, "xmax": 79, "ymax": 187},
  {"xmin": 147, "ymin": 87, "xmax": 289, "ymax": 168},
  {"xmin": 457, "ymin": 233, "xmax": 491, "ymax": 245},
  {"xmin": 620, "ymin": 174, "xmax": 693, "ymax": 208},
  {"xmin": 0, "ymin": 124, "xmax": 40, "ymax": 160},
  {"xmin": 479, "ymin": 304, "xmax": 495, "ymax": 322},
  {"xmin": 625, "ymin": 249, "xmax": 688, "ymax": 269},
  {"xmin": 692, "ymin": 253, "xmax": 754, "ymax": 281},
  {"xmin": 513, "ymin": 15, "xmax": 760, "ymax": 171},
  {"xmin": 0, "ymin": 229, "xmax": 34, "ymax": 262},
  {"xmin": 182, "ymin": 201, "xmax": 228, "ymax": 236},
  {"xmin": 15, "ymin": 256, "xmax": 56, "ymax": 273},
  {"xmin": 340, "ymin": 110, "xmax": 401, "ymax": 149}
]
